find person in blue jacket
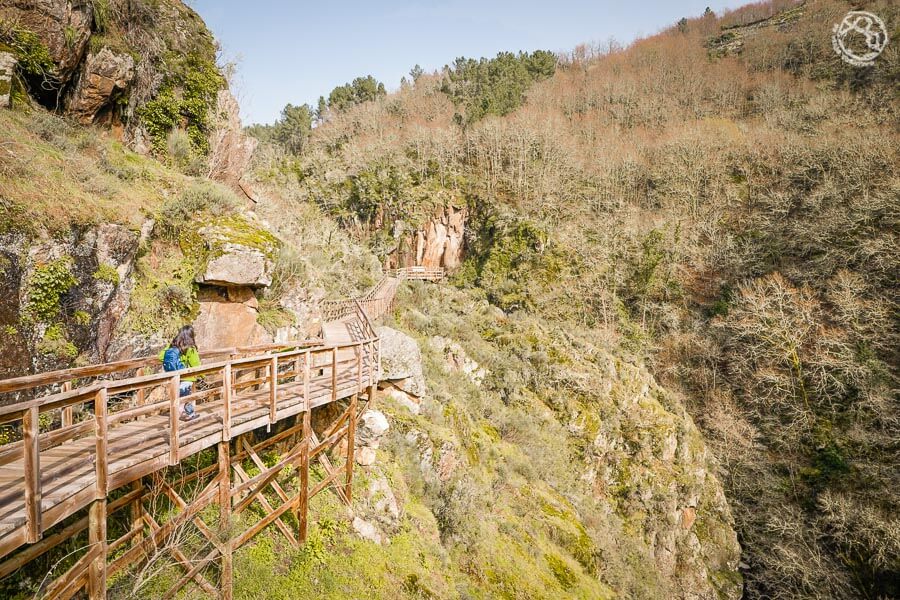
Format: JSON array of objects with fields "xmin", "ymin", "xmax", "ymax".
[{"xmin": 160, "ymin": 325, "xmax": 201, "ymax": 421}]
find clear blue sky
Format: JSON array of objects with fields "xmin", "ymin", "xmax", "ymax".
[{"xmin": 189, "ymin": 0, "xmax": 750, "ymax": 125}]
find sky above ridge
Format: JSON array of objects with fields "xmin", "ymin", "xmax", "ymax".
[{"xmin": 189, "ymin": 0, "xmax": 750, "ymax": 125}]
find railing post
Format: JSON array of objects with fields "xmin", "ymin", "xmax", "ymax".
[
  {"xmin": 222, "ymin": 364, "xmax": 232, "ymax": 441},
  {"xmin": 94, "ymin": 387, "xmax": 108, "ymax": 498},
  {"xmin": 304, "ymin": 350, "xmax": 311, "ymax": 412},
  {"xmin": 356, "ymin": 343, "xmax": 363, "ymax": 394},
  {"xmin": 331, "ymin": 347, "xmax": 337, "ymax": 404},
  {"xmin": 169, "ymin": 374, "xmax": 180, "ymax": 465},
  {"xmin": 135, "ymin": 367, "xmax": 146, "ymax": 411},
  {"xmin": 23, "ymin": 406, "xmax": 41, "ymax": 543},
  {"xmin": 61, "ymin": 380, "xmax": 73, "ymax": 428},
  {"xmin": 268, "ymin": 355, "xmax": 278, "ymax": 425}
]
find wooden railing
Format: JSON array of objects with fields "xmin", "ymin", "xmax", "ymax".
[
  {"xmin": 0, "ymin": 336, "xmax": 378, "ymax": 553},
  {"xmin": 319, "ymin": 266, "xmax": 444, "ymax": 324},
  {"xmin": 388, "ymin": 266, "xmax": 446, "ymax": 281}
]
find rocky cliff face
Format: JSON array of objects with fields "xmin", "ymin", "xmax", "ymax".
[
  {"xmin": 0, "ymin": 223, "xmax": 142, "ymax": 384},
  {"xmin": 0, "ymin": 0, "xmax": 256, "ymax": 185},
  {"xmin": 390, "ymin": 204, "xmax": 467, "ymax": 270}
]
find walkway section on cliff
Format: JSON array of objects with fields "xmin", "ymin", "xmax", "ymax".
[{"xmin": 0, "ymin": 265, "xmax": 443, "ymax": 599}]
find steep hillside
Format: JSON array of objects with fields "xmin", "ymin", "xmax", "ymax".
[
  {"xmin": 0, "ymin": 0, "xmax": 896, "ymax": 599},
  {"xmin": 253, "ymin": 1, "xmax": 898, "ymax": 598}
]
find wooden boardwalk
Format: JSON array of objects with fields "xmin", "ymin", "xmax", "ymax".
[{"xmin": 0, "ymin": 266, "xmax": 442, "ymax": 599}]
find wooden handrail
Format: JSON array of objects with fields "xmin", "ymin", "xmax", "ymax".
[{"xmin": 0, "ymin": 339, "xmax": 323, "ymax": 395}]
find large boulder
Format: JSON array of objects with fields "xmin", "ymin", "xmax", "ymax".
[
  {"xmin": 0, "ymin": 52, "xmax": 16, "ymax": 108},
  {"xmin": 0, "ymin": 0, "xmax": 93, "ymax": 85},
  {"xmin": 375, "ymin": 326, "xmax": 426, "ymax": 397},
  {"xmin": 196, "ymin": 215, "xmax": 279, "ymax": 288},
  {"xmin": 64, "ymin": 46, "xmax": 134, "ymax": 124}
]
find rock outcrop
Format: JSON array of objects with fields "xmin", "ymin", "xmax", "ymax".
[
  {"xmin": 417, "ymin": 205, "xmax": 466, "ymax": 269},
  {"xmin": 0, "ymin": 223, "xmax": 141, "ymax": 382},
  {"xmin": 196, "ymin": 215, "xmax": 279, "ymax": 288},
  {"xmin": 390, "ymin": 204, "xmax": 467, "ymax": 271},
  {"xmin": 0, "ymin": 52, "xmax": 16, "ymax": 108},
  {"xmin": 583, "ymin": 358, "xmax": 743, "ymax": 600},
  {"xmin": 0, "ymin": 0, "xmax": 93, "ymax": 85},
  {"xmin": 375, "ymin": 326, "xmax": 426, "ymax": 397},
  {"xmin": 207, "ymin": 89, "xmax": 258, "ymax": 187},
  {"xmin": 64, "ymin": 46, "xmax": 134, "ymax": 124}
]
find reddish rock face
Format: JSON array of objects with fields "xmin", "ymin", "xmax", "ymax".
[
  {"xmin": 396, "ymin": 205, "xmax": 466, "ymax": 270},
  {"xmin": 192, "ymin": 286, "xmax": 271, "ymax": 350},
  {"xmin": 64, "ymin": 47, "xmax": 134, "ymax": 124}
]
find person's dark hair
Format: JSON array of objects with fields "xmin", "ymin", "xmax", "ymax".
[{"xmin": 171, "ymin": 325, "xmax": 197, "ymax": 354}]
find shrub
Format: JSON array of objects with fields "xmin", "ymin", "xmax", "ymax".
[{"xmin": 156, "ymin": 180, "xmax": 240, "ymax": 239}]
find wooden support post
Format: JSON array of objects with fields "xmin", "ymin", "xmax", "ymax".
[
  {"xmin": 169, "ymin": 374, "xmax": 180, "ymax": 465},
  {"xmin": 129, "ymin": 479, "xmax": 143, "ymax": 551},
  {"xmin": 345, "ymin": 393, "xmax": 358, "ymax": 502},
  {"xmin": 298, "ymin": 409, "xmax": 311, "ymax": 544},
  {"xmin": 218, "ymin": 440, "xmax": 233, "ymax": 600},
  {"xmin": 23, "ymin": 406, "xmax": 41, "ymax": 543},
  {"xmin": 61, "ymin": 380, "xmax": 73, "ymax": 428},
  {"xmin": 94, "ymin": 387, "xmax": 108, "ymax": 498},
  {"xmin": 87, "ymin": 497, "xmax": 107, "ymax": 600},
  {"xmin": 269, "ymin": 356, "xmax": 278, "ymax": 424},
  {"xmin": 222, "ymin": 364, "xmax": 232, "ymax": 441}
]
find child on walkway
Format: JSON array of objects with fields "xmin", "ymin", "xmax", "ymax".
[{"xmin": 160, "ymin": 325, "xmax": 201, "ymax": 421}]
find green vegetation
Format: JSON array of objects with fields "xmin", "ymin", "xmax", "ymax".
[
  {"xmin": 36, "ymin": 323, "xmax": 78, "ymax": 361},
  {"xmin": 327, "ymin": 75, "xmax": 386, "ymax": 111},
  {"xmin": 138, "ymin": 51, "xmax": 224, "ymax": 154},
  {"xmin": 92, "ymin": 263, "xmax": 120, "ymax": 285},
  {"xmin": 22, "ymin": 258, "xmax": 76, "ymax": 325},
  {"xmin": 441, "ymin": 50, "xmax": 557, "ymax": 123},
  {"xmin": 0, "ymin": 24, "xmax": 54, "ymax": 77}
]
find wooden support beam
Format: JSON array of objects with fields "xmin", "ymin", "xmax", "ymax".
[
  {"xmin": 232, "ymin": 463, "xmax": 298, "ymax": 547},
  {"xmin": 309, "ymin": 431, "xmax": 349, "ymax": 505},
  {"xmin": 0, "ymin": 487, "xmax": 142, "ymax": 580},
  {"xmin": 240, "ymin": 437, "xmax": 290, "ymax": 504},
  {"xmin": 219, "ymin": 440, "xmax": 233, "ymax": 600},
  {"xmin": 345, "ymin": 393, "xmax": 358, "ymax": 502},
  {"xmin": 87, "ymin": 498, "xmax": 107, "ymax": 600},
  {"xmin": 23, "ymin": 405, "xmax": 41, "ymax": 544},
  {"xmin": 297, "ymin": 409, "xmax": 311, "ymax": 543},
  {"xmin": 233, "ymin": 486, "xmax": 302, "ymax": 549},
  {"xmin": 43, "ymin": 544, "xmax": 98, "ymax": 600},
  {"xmin": 130, "ymin": 479, "xmax": 143, "ymax": 553},
  {"xmin": 162, "ymin": 546, "xmax": 221, "ymax": 600},
  {"xmin": 160, "ymin": 481, "xmax": 221, "ymax": 552},
  {"xmin": 143, "ymin": 510, "xmax": 217, "ymax": 596}
]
